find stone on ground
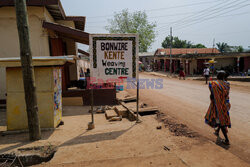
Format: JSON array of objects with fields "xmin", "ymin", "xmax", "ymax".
[
  {"xmin": 105, "ymin": 110, "xmax": 118, "ymax": 119},
  {"xmin": 109, "ymin": 116, "xmax": 122, "ymax": 122},
  {"xmin": 114, "ymin": 105, "xmax": 128, "ymax": 118}
]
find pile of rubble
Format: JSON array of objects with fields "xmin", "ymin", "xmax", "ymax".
[
  {"xmin": 94, "ymin": 104, "xmax": 136, "ymax": 122},
  {"xmin": 157, "ymin": 113, "xmax": 198, "ymax": 138},
  {"xmin": 93, "ymin": 91, "xmax": 159, "ymax": 122}
]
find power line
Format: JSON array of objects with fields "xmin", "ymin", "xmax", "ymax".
[
  {"xmin": 86, "ymin": 9, "xmax": 250, "ymax": 29},
  {"xmin": 172, "ymin": 0, "xmax": 239, "ymax": 25},
  {"xmin": 186, "ymin": 11, "xmax": 250, "ymax": 32},
  {"xmin": 179, "ymin": 30, "xmax": 250, "ymax": 39},
  {"xmin": 86, "ymin": 0, "xmax": 233, "ymax": 25},
  {"xmin": 174, "ymin": 3, "xmax": 250, "ymax": 31},
  {"xmin": 87, "ymin": 14, "xmax": 113, "ymax": 19},
  {"xmin": 86, "ymin": 11, "xmax": 198, "ymax": 24},
  {"xmin": 146, "ymin": 0, "xmax": 227, "ymax": 12},
  {"xmin": 86, "ymin": 0, "xmax": 230, "ymax": 25},
  {"xmin": 162, "ymin": 11, "xmax": 250, "ymax": 38},
  {"xmin": 157, "ymin": 0, "xmax": 242, "ymax": 30},
  {"xmin": 85, "ymin": 0, "xmax": 250, "ymax": 33},
  {"xmin": 157, "ymin": 0, "xmax": 250, "ymax": 33},
  {"xmin": 86, "ymin": 0, "xmax": 227, "ymax": 19},
  {"xmin": 87, "ymin": 20, "xmax": 108, "ymax": 24},
  {"xmin": 171, "ymin": 0, "xmax": 249, "ymax": 28},
  {"xmin": 87, "ymin": 11, "xmax": 200, "ymax": 24},
  {"xmin": 148, "ymin": 11, "xmax": 202, "ymax": 19}
]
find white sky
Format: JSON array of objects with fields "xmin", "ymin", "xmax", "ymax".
[{"xmin": 61, "ymin": 0, "xmax": 250, "ymax": 52}]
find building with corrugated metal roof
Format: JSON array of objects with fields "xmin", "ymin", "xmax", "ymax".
[{"xmin": 154, "ymin": 48, "xmax": 250, "ymax": 75}]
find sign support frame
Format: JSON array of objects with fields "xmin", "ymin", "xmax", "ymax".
[
  {"xmin": 89, "ymin": 34, "xmax": 140, "ymax": 124},
  {"xmin": 91, "ymin": 88, "xmax": 94, "ymax": 124},
  {"xmin": 136, "ymin": 77, "xmax": 141, "ymax": 123}
]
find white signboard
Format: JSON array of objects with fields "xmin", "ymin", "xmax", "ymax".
[{"xmin": 89, "ymin": 34, "xmax": 138, "ymax": 82}]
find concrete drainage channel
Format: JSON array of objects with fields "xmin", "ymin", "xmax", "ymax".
[{"xmin": 0, "ymin": 145, "xmax": 57, "ymax": 166}]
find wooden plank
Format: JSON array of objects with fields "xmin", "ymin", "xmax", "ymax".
[
  {"xmin": 105, "ymin": 110, "xmax": 118, "ymax": 119},
  {"xmin": 121, "ymin": 102, "xmax": 144, "ymax": 110},
  {"xmin": 117, "ymin": 95, "xmax": 136, "ymax": 102},
  {"xmin": 131, "ymin": 107, "xmax": 159, "ymax": 113},
  {"xmin": 114, "ymin": 105, "xmax": 128, "ymax": 118},
  {"xmin": 120, "ymin": 102, "xmax": 139, "ymax": 121}
]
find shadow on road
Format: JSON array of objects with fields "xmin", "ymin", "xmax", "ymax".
[
  {"xmin": 215, "ymin": 136, "xmax": 230, "ymax": 150},
  {"xmin": 60, "ymin": 124, "xmax": 136, "ymax": 147}
]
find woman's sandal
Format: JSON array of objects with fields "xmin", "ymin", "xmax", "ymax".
[
  {"xmin": 214, "ymin": 131, "xmax": 219, "ymax": 136},
  {"xmin": 221, "ymin": 139, "xmax": 230, "ymax": 145}
]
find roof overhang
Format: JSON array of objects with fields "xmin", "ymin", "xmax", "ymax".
[
  {"xmin": 0, "ymin": 56, "xmax": 77, "ymax": 67},
  {"xmin": 66, "ymin": 16, "xmax": 86, "ymax": 31},
  {"xmin": 0, "ymin": 0, "xmax": 86, "ymax": 30},
  {"xmin": 78, "ymin": 49, "xmax": 89, "ymax": 57},
  {"xmin": 43, "ymin": 21, "xmax": 89, "ymax": 45},
  {"xmin": 0, "ymin": 0, "xmax": 66, "ymax": 20},
  {"xmin": 154, "ymin": 53, "xmax": 250, "ymax": 59}
]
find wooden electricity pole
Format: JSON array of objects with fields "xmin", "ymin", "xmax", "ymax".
[
  {"xmin": 170, "ymin": 27, "xmax": 173, "ymax": 73},
  {"xmin": 15, "ymin": 0, "xmax": 41, "ymax": 141}
]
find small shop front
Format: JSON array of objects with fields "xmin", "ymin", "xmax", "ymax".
[{"xmin": 0, "ymin": 56, "xmax": 76, "ymax": 131}]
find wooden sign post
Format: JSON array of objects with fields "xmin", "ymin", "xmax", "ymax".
[{"xmin": 89, "ymin": 34, "xmax": 139, "ymax": 126}]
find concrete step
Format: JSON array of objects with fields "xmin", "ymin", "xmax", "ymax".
[
  {"xmin": 117, "ymin": 95, "xmax": 136, "ymax": 102},
  {"xmin": 105, "ymin": 110, "xmax": 118, "ymax": 119},
  {"xmin": 114, "ymin": 105, "xmax": 128, "ymax": 118}
]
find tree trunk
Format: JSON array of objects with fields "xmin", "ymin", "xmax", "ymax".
[{"xmin": 15, "ymin": 0, "xmax": 41, "ymax": 141}]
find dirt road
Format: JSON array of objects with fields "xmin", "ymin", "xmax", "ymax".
[
  {"xmin": 127, "ymin": 72, "xmax": 250, "ymax": 163},
  {"xmin": 1, "ymin": 72, "xmax": 249, "ymax": 166}
]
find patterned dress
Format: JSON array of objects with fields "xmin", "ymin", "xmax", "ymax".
[{"xmin": 205, "ymin": 80, "xmax": 231, "ymax": 128}]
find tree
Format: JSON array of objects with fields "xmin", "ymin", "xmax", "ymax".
[
  {"xmin": 237, "ymin": 46, "xmax": 244, "ymax": 52},
  {"xmin": 161, "ymin": 36, "xmax": 206, "ymax": 48},
  {"xmin": 105, "ymin": 9, "xmax": 156, "ymax": 52},
  {"xmin": 15, "ymin": 0, "xmax": 41, "ymax": 140},
  {"xmin": 161, "ymin": 36, "xmax": 171, "ymax": 48},
  {"xmin": 216, "ymin": 42, "xmax": 231, "ymax": 53},
  {"xmin": 193, "ymin": 43, "xmax": 206, "ymax": 48},
  {"xmin": 230, "ymin": 45, "xmax": 244, "ymax": 52},
  {"xmin": 216, "ymin": 42, "xmax": 244, "ymax": 53}
]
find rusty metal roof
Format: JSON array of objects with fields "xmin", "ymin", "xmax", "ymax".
[{"xmin": 155, "ymin": 48, "xmax": 220, "ymax": 56}]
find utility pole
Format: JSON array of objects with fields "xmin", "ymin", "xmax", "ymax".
[
  {"xmin": 212, "ymin": 38, "xmax": 215, "ymax": 54},
  {"xmin": 170, "ymin": 27, "xmax": 173, "ymax": 73},
  {"xmin": 15, "ymin": 0, "xmax": 41, "ymax": 141}
]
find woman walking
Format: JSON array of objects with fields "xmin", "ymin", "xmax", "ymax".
[
  {"xmin": 179, "ymin": 67, "xmax": 186, "ymax": 80},
  {"xmin": 205, "ymin": 71, "xmax": 231, "ymax": 145}
]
